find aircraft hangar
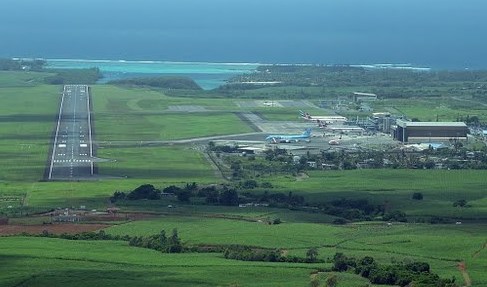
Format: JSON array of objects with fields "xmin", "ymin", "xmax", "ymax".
[{"xmin": 393, "ymin": 119, "xmax": 468, "ymax": 143}]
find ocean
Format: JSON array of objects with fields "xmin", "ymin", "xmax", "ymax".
[{"xmin": 2, "ymin": 0, "xmax": 487, "ymax": 70}]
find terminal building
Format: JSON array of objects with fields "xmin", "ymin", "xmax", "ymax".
[{"xmin": 393, "ymin": 120, "xmax": 468, "ymax": 143}]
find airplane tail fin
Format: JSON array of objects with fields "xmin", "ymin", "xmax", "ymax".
[
  {"xmin": 303, "ymin": 128, "xmax": 312, "ymax": 137},
  {"xmin": 299, "ymin": 110, "xmax": 311, "ymax": 119}
]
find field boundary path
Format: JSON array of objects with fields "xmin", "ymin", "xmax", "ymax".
[
  {"xmin": 46, "ymin": 85, "xmax": 96, "ymax": 180},
  {"xmin": 472, "ymin": 241, "xmax": 486, "ymax": 258},
  {"xmin": 457, "ymin": 261, "xmax": 472, "ymax": 287}
]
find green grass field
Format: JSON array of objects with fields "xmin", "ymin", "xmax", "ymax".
[
  {"xmin": 0, "ymin": 236, "xmax": 321, "ymax": 287},
  {"xmin": 103, "ymin": 215, "xmax": 486, "ymax": 286},
  {"xmin": 0, "ymin": 71, "xmax": 54, "ymax": 88},
  {"xmin": 0, "ymin": 72, "xmax": 486, "ymax": 286},
  {"xmin": 97, "ymin": 146, "xmax": 215, "ymax": 180},
  {"xmin": 92, "ymin": 85, "xmax": 254, "ymax": 141},
  {"xmin": 0, "ymin": 85, "xmax": 59, "ymax": 181},
  {"xmin": 374, "ymin": 97, "xmax": 487, "ymax": 122},
  {"xmin": 3, "ymin": 221, "xmax": 484, "ymax": 287}
]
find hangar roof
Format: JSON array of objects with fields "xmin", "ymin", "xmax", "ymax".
[{"xmin": 397, "ymin": 120, "xmax": 467, "ymax": 128}]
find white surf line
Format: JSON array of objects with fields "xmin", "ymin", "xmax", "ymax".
[
  {"xmin": 86, "ymin": 85, "xmax": 94, "ymax": 175},
  {"xmin": 48, "ymin": 85, "xmax": 67, "ymax": 179}
]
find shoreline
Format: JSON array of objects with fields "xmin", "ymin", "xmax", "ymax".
[{"xmin": 17, "ymin": 57, "xmax": 432, "ymax": 71}]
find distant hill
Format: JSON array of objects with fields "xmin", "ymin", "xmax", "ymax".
[{"xmin": 109, "ymin": 77, "xmax": 202, "ymax": 90}]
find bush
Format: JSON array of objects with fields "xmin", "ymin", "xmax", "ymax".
[
  {"xmin": 332, "ymin": 218, "xmax": 348, "ymax": 225},
  {"xmin": 241, "ymin": 180, "xmax": 258, "ymax": 189},
  {"xmin": 453, "ymin": 199, "xmax": 467, "ymax": 207},
  {"xmin": 272, "ymin": 218, "xmax": 282, "ymax": 225},
  {"xmin": 412, "ymin": 192, "xmax": 423, "ymax": 200},
  {"xmin": 383, "ymin": 210, "xmax": 407, "ymax": 222},
  {"xmin": 110, "ymin": 191, "xmax": 126, "ymax": 202},
  {"xmin": 260, "ymin": 182, "xmax": 273, "ymax": 188}
]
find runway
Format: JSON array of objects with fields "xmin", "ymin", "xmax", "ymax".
[{"xmin": 47, "ymin": 85, "xmax": 95, "ymax": 180}]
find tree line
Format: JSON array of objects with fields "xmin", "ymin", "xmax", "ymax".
[
  {"xmin": 110, "ymin": 183, "xmax": 240, "ymax": 206},
  {"xmin": 332, "ymin": 253, "xmax": 458, "ymax": 287},
  {"xmin": 28, "ymin": 228, "xmax": 185, "ymax": 254},
  {"xmin": 108, "ymin": 76, "xmax": 202, "ymax": 90},
  {"xmin": 45, "ymin": 68, "xmax": 102, "ymax": 85},
  {"xmin": 223, "ymin": 245, "xmax": 322, "ymax": 263},
  {"xmin": 110, "ymin": 183, "xmax": 417, "ymax": 224},
  {"xmin": 228, "ymin": 65, "xmax": 487, "ymax": 89}
]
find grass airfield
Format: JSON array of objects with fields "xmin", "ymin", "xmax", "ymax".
[{"xmin": 0, "ymin": 72, "xmax": 486, "ymax": 286}]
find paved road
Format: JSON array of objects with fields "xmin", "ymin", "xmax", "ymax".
[{"xmin": 48, "ymin": 85, "xmax": 95, "ymax": 180}]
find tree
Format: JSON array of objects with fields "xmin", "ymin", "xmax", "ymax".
[
  {"xmin": 167, "ymin": 228, "xmax": 183, "ymax": 253},
  {"xmin": 309, "ymin": 276, "xmax": 320, "ymax": 287},
  {"xmin": 176, "ymin": 189, "xmax": 192, "ymax": 202},
  {"xmin": 406, "ymin": 261, "xmax": 430, "ymax": 273},
  {"xmin": 412, "ymin": 192, "xmax": 423, "ymax": 200},
  {"xmin": 383, "ymin": 210, "xmax": 407, "ymax": 222},
  {"xmin": 205, "ymin": 189, "xmax": 220, "ymax": 204},
  {"xmin": 306, "ymin": 247, "xmax": 318, "ymax": 262},
  {"xmin": 241, "ymin": 179, "xmax": 258, "ymax": 189},
  {"xmin": 207, "ymin": 141, "xmax": 215, "ymax": 150},
  {"xmin": 356, "ymin": 256, "xmax": 376, "ymax": 277},
  {"xmin": 185, "ymin": 182, "xmax": 198, "ymax": 192},
  {"xmin": 219, "ymin": 189, "xmax": 239, "ymax": 206},
  {"xmin": 110, "ymin": 191, "xmax": 126, "ymax": 202},
  {"xmin": 325, "ymin": 274, "xmax": 338, "ymax": 287},
  {"xmin": 453, "ymin": 199, "xmax": 467, "ymax": 207},
  {"xmin": 332, "ymin": 253, "xmax": 351, "ymax": 272},
  {"xmin": 163, "ymin": 185, "xmax": 182, "ymax": 194},
  {"xmin": 158, "ymin": 230, "xmax": 167, "ymax": 247},
  {"xmin": 230, "ymin": 161, "xmax": 243, "ymax": 178},
  {"xmin": 126, "ymin": 184, "xmax": 160, "ymax": 200}
]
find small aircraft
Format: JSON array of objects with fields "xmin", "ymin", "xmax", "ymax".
[
  {"xmin": 328, "ymin": 139, "xmax": 340, "ymax": 145},
  {"xmin": 266, "ymin": 128, "xmax": 312, "ymax": 143},
  {"xmin": 299, "ymin": 110, "xmax": 347, "ymax": 123}
]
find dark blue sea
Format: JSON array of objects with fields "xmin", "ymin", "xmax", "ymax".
[{"xmin": 1, "ymin": 0, "xmax": 487, "ymax": 69}]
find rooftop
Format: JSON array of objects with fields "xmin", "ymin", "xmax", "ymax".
[
  {"xmin": 397, "ymin": 120, "xmax": 467, "ymax": 128},
  {"xmin": 353, "ymin": 92, "xmax": 377, "ymax": 96}
]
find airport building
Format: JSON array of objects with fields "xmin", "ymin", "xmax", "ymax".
[
  {"xmin": 393, "ymin": 120, "xmax": 468, "ymax": 143},
  {"xmin": 351, "ymin": 92, "xmax": 378, "ymax": 102}
]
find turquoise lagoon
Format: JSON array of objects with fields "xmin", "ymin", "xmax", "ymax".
[{"xmin": 46, "ymin": 59, "xmax": 260, "ymax": 90}]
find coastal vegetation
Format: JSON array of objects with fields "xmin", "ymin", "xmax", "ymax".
[
  {"xmin": 0, "ymin": 58, "xmax": 45, "ymax": 71},
  {"xmin": 109, "ymin": 76, "xmax": 202, "ymax": 90},
  {"xmin": 44, "ymin": 67, "xmax": 102, "ymax": 85},
  {"xmin": 0, "ymin": 58, "xmax": 102, "ymax": 84}
]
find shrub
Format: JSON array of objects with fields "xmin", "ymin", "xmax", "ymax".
[{"xmin": 412, "ymin": 192, "xmax": 423, "ymax": 200}]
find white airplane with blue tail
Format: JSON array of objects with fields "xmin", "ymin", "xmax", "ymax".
[{"xmin": 265, "ymin": 128, "xmax": 312, "ymax": 143}]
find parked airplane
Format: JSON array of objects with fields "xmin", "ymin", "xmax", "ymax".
[
  {"xmin": 328, "ymin": 139, "xmax": 340, "ymax": 145},
  {"xmin": 299, "ymin": 110, "xmax": 347, "ymax": 123},
  {"xmin": 266, "ymin": 128, "xmax": 312, "ymax": 143}
]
